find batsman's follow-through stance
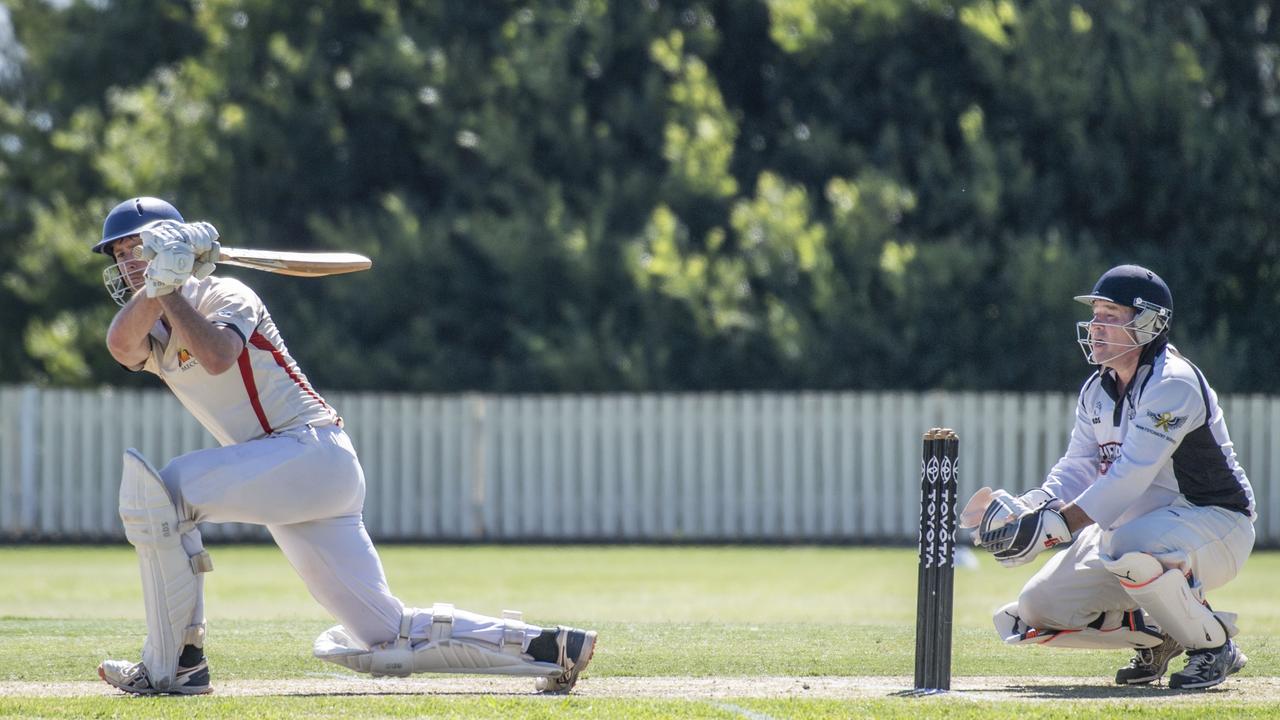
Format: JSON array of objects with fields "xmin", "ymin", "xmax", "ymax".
[
  {"xmin": 963, "ymin": 264, "xmax": 1255, "ymax": 690},
  {"xmin": 93, "ymin": 197, "xmax": 596, "ymax": 695}
]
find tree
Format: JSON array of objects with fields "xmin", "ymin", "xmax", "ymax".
[{"xmin": 3, "ymin": 1, "xmax": 1278, "ymax": 392}]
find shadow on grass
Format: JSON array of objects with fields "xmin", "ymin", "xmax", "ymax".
[
  {"xmin": 959, "ymin": 683, "xmax": 1235, "ymax": 700},
  {"xmin": 280, "ymin": 691, "xmax": 562, "ymax": 698}
]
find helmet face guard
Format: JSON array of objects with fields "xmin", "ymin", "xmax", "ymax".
[
  {"xmin": 96, "ymin": 197, "xmax": 183, "ymax": 303},
  {"xmin": 103, "ymin": 261, "xmax": 145, "ymax": 307},
  {"xmin": 1073, "ymin": 265, "xmax": 1172, "ymax": 366}
]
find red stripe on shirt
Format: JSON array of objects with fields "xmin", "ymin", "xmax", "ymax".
[
  {"xmin": 237, "ymin": 346, "xmax": 274, "ymax": 435},
  {"xmin": 249, "ymin": 331, "xmax": 337, "ymax": 419}
]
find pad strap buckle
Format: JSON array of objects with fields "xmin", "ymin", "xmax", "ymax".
[
  {"xmin": 501, "ymin": 609, "xmax": 526, "ymax": 655},
  {"xmin": 430, "ymin": 603, "xmax": 455, "ymax": 643},
  {"xmin": 189, "ymin": 550, "xmax": 214, "ymax": 574},
  {"xmin": 183, "ymin": 622, "xmax": 207, "ymax": 649}
]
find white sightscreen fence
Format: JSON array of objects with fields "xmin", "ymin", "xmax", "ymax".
[{"xmin": 1, "ymin": 386, "xmax": 1276, "ymax": 544}]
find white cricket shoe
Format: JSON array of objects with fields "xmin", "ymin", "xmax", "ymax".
[{"xmin": 98, "ymin": 656, "xmax": 212, "ymax": 696}]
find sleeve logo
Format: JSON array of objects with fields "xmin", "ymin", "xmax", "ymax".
[{"xmin": 1145, "ymin": 411, "xmax": 1186, "ymax": 432}]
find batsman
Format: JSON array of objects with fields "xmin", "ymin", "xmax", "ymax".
[
  {"xmin": 963, "ymin": 264, "xmax": 1255, "ymax": 690},
  {"xmin": 92, "ymin": 197, "xmax": 595, "ymax": 695}
]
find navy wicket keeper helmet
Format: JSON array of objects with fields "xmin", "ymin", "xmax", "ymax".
[
  {"xmin": 93, "ymin": 197, "xmax": 183, "ymax": 254},
  {"xmin": 1074, "ymin": 264, "xmax": 1172, "ymax": 363},
  {"xmin": 1076, "ymin": 264, "xmax": 1172, "ymax": 313}
]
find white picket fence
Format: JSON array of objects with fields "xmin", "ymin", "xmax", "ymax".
[{"xmin": 1, "ymin": 385, "xmax": 1276, "ymax": 544}]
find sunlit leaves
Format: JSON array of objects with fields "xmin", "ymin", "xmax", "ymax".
[
  {"xmin": 959, "ymin": 0, "xmax": 1019, "ymax": 49},
  {"xmin": 653, "ymin": 31, "xmax": 739, "ymax": 199}
]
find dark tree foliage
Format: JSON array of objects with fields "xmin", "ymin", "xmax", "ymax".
[{"xmin": 1, "ymin": 1, "xmax": 1276, "ymax": 392}]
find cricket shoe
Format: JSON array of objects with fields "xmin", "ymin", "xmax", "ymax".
[
  {"xmin": 98, "ymin": 645, "xmax": 212, "ymax": 695},
  {"xmin": 526, "ymin": 626, "xmax": 597, "ymax": 694},
  {"xmin": 1168, "ymin": 640, "xmax": 1247, "ymax": 690},
  {"xmin": 1115, "ymin": 633, "xmax": 1183, "ymax": 685}
]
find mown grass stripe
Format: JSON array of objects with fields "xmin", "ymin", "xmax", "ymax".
[{"xmin": 715, "ymin": 702, "xmax": 779, "ymax": 720}]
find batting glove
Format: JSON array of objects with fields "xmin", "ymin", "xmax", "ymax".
[
  {"xmin": 178, "ymin": 221, "xmax": 221, "ymax": 260},
  {"xmin": 141, "ymin": 240, "xmax": 196, "ymax": 298},
  {"xmin": 177, "ymin": 221, "xmax": 220, "ymax": 278},
  {"xmin": 140, "ymin": 221, "xmax": 218, "ymax": 280}
]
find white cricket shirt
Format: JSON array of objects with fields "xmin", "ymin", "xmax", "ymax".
[
  {"xmin": 140, "ymin": 276, "xmax": 340, "ymax": 446},
  {"xmin": 1041, "ymin": 339, "xmax": 1255, "ymax": 530}
]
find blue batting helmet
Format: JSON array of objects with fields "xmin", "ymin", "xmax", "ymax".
[{"xmin": 93, "ymin": 197, "xmax": 183, "ymax": 254}]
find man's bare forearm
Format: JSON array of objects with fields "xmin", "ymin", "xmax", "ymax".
[
  {"xmin": 158, "ymin": 293, "xmax": 243, "ymax": 374},
  {"xmin": 106, "ymin": 293, "xmax": 164, "ymax": 367},
  {"xmin": 1061, "ymin": 503, "xmax": 1094, "ymax": 535}
]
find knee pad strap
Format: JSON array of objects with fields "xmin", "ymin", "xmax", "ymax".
[{"xmin": 368, "ymin": 613, "xmax": 415, "ymax": 677}]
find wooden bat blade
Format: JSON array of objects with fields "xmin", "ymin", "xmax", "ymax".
[{"xmin": 217, "ymin": 247, "xmax": 372, "ymax": 277}]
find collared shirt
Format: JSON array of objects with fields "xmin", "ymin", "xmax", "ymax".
[
  {"xmin": 1041, "ymin": 340, "xmax": 1255, "ymax": 530},
  {"xmin": 140, "ymin": 275, "xmax": 340, "ymax": 446}
]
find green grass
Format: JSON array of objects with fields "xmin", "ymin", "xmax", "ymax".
[
  {"xmin": 3, "ymin": 697, "xmax": 1280, "ymax": 720},
  {"xmin": 2, "ymin": 545, "xmax": 1279, "ymax": 718}
]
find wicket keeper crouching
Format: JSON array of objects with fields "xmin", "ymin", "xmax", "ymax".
[
  {"xmin": 969, "ymin": 265, "xmax": 1255, "ymax": 690},
  {"xmin": 93, "ymin": 197, "xmax": 595, "ymax": 696}
]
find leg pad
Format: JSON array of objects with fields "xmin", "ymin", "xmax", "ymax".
[
  {"xmin": 1105, "ymin": 552, "xmax": 1227, "ymax": 650},
  {"xmin": 119, "ymin": 449, "xmax": 210, "ymax": 690},
  {"xmin": 314, "ymin": 605, "xmax": 562, "ymax": 679}
]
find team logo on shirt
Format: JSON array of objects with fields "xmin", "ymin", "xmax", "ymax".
[
  {"xmin": 177, "ymin": 347, "xmax": 198, "ymax": 371},
  {"xmin": 1097, "ymin": 442, "xmax": 1122, "ymax": 475},
  {"xmin": 1145, "ymin": 411, "xmax": 1186, "ymax": 432}
]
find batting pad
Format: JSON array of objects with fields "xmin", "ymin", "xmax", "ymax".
[
  {"xmin": 119, "ymin": 449, "xmax": 210, "ymax": 690},
  {"xmin": 314, "ymin": 605, "xmax": 562, "ymax": 678},
  {"xmin": 994, "ymin": 601, "xmax": 1164, "ymax": 650},
  {"xmin": 1105, "ymin": 551, "xmax": 1227, "ymax": 650}
]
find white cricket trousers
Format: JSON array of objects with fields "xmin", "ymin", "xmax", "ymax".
[
  {"xmin": 158, "ymin": 423, "xmax": 543, "ymax": 650},
  {"xmin": 1016, "ymin": 498, "xmax": 1255, "ymax": 631}
]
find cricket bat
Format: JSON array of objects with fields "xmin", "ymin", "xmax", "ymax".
[{"xmin": 217, "ymin": 247, "xmax": 372, "ymax": 277}]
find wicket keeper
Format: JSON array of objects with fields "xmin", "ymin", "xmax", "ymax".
[{"xmin": 969, "ymin": 264, "xmax": 1254, "ymax": 689}]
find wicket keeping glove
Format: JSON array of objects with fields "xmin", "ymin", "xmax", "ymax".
[
  {"xmin": 1018, "ymin": 488, "xmax": 1064, "ymax": 512},
  {"xmin": 991, "ymin": 502, "xmax": 1073, "ymax": 568}
]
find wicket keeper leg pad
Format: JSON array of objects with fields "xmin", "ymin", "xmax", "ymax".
[
  {"xmin": 1124, "ymin": 550, "xmax": 1242, "ymax": 640},
  {"xmin": 1103, "ymin": 551, "xmax": 1232, "ymax": 650},
  {"xmin": 993, "ymin": 601, "xmax": 1164, "ymax": 650},
  {"xmin": 313, "ymin": 603, "xmax": 562, "ymax": 678}
]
